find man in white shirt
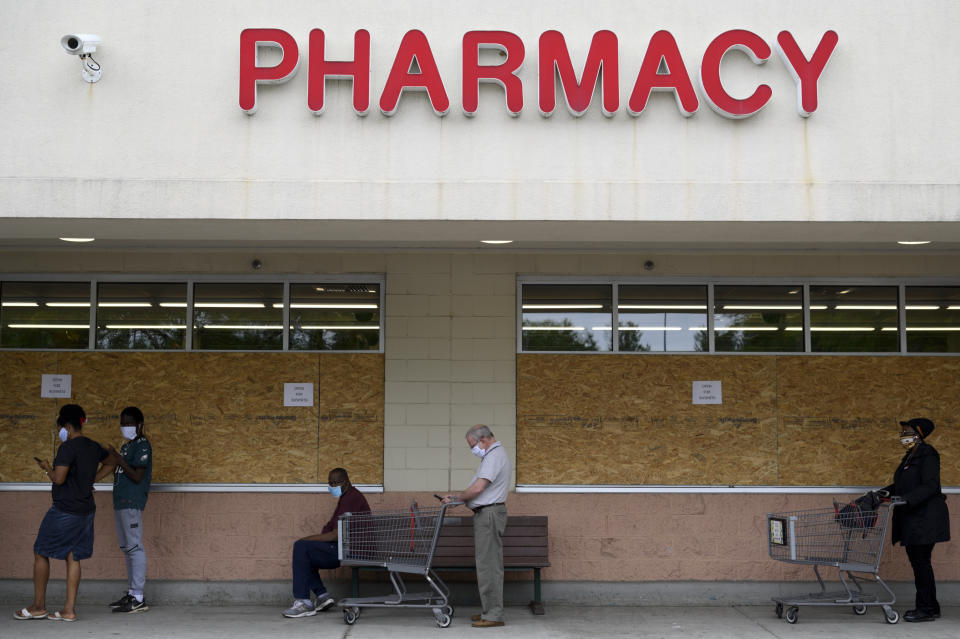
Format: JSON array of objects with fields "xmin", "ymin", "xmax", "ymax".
[{"xmin": 443, "ymin": 424, "xmax": 511, "ymax": 628}]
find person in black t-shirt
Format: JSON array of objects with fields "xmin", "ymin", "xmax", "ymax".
[{"xmin": 14, "ymin": 404, "xmax": 109, "ymax": 623}]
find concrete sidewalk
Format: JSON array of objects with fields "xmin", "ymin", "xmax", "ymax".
[{"xmin": 3, "ymin": 604, "xmax": 958, "ymax": 638}]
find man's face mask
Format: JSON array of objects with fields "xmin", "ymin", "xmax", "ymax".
[
  {"xmin": 120, "ymin": 426, "xmax": 138, "ymax": 440},
  {"xmin": 900, "ymin": 432, "xmax": 919, "ymax": 450},
  {"xmin": 471, "ymin": 444, "xmax": 486, "ymax": 459},
  {"xmin": 328, "ymin": 484, "xmax": 343, "ymax": 498}
]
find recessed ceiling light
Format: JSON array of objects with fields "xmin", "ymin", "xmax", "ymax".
[
  {"xmin": 481, "ymin": 240, "xmax": 513, "ymax": 244},
  {"xmin": 59, "ymin": 237, "xmax": 95, "ymax": 243},
  {"xmin": 897, "ymin": 240, "xmax": 931, "ymax": 245}
]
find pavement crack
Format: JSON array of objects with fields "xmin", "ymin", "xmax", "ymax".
[{"xmin": 732, "ymin": 605, "xmax": 779, "ymax": 637}]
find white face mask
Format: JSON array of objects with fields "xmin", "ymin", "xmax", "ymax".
[
  {"xmin": 471, "ymin": 444, "xmax": 486, "ymax": 459},
  {"xmin": 58, "ymin": 427, "xmax": 68, "ymax": 443},
  {"xmin": 900, "ymin": 435, "xmax": 919, "ymax": 450},
  {"xmin": 121, "ymin": 426, "xmax": 138, "ymax": 440}
]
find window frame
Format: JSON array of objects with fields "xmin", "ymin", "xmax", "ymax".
[
  {"xmin": 0, "ymin": 273, "xmax": 385, "ymax": 353},
  {"xmin": 517, "ymin": 276, "xmax": 960, "ymax": 356}
]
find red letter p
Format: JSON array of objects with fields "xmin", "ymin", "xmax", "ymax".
[{"xmin": 239, "ymin": 28, "xmax": 300, "ymax": 114}]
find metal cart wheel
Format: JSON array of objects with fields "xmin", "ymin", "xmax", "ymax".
[
  {"xmin": 435, "ymin": 612, "xmax": 452, "ymax": 628},
  {"xmin": 785, "ymin": 607, "xmax": 799, "ymax": 624},
  {"xmin": 775, "ymin": 602, "xmax": 783, "ymax": 618},
  {"xmin": 853, "ymin": 604, "xmax": 868, "ymax": 615},
  {"xmin": 883, "ymin": 608, "xmax": 900, "ymax": 624},
  {"xmin": 441, "ymin": 604, "xmax": 454, "ymax": 617},
  {"xmin": 343, "ymin": 607, "xmax": 360, "ymax": 625}
]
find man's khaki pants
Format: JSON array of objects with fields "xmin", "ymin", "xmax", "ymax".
[{"xmin": 473, "ymin": 504, "xmax": 507, "ymax": 622}]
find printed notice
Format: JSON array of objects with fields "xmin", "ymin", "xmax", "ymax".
[
  {"xmin": 692, "ymin": 380, "xmax": 722, "ymax": 405},
  {"xmin": 41, "ymin": 374, "xmax": 72, "ymax": 398},
  {"xmin": 283, "ymin": 383, "xmax": 314, "ymax": 407}
]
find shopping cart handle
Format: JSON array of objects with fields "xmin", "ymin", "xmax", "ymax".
[{"xmin": 888, "ymin": 496, "xmax": 907, "ymax": 506}]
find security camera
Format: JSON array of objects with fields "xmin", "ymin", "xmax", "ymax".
[
  {"xmin": 251, "ymin": 259, "xmax": 263, "ymax": 270},
  {"xmin": 643, "ymin": 260, "xmax": 655, "ymax": 271},
  {"xmin": 61, "ymin": 34, "xmax": 101, "ymax": 83},
  {"xmin": 61, "ymin": 34, "xmax": 100, "ymax": 55}
]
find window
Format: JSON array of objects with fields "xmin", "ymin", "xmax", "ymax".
[
  {"xmin": 289, "ymin": 283, "xmax": 381, "ymax": 351},
  {"xmin": 618, "ymin": 285, "xmax": 707, "ymax": 352},
  {"xmin": 0, "ymin": 276, "xmax": 384, "ymax": 352},
  {"xmin": 96, "ymin": 282, "xmax": 187, "ymax": 350},
  {"xmin": 192, "ymin": 283, "xmax": 284, "ymax": 350},
  {"xmin": 713, "ymin": 285, "xmax": 803, "ymax": 352},
  {"xmin": 810, "ymin": 286, "xmax": 898, "ymax": 352},
  {"xmin": 521, "ymin": 284, "xmax": 613, "ymax": 351},
  {"xmin": 906, "ymin": 287, "xmax": 960, "ymax": 353},
  {"xmin": 519, "ymin": 280, "xmax": 960, "ymax": 354},
  {"xmin": 0, "ymin": 281, "xmax": 90, "ymax": 349}
]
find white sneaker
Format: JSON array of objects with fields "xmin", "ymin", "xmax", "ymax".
[{"xmin": 282, "ymin": 599, "xmax": 317, "ymax": 618}]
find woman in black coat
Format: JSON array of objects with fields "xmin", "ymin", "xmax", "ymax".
[{"xmin": 882, "ymin": 417, "xmax": 950, "ymax": 622}]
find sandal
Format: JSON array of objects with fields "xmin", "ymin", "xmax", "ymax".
[
  {"xmin": 14, "ymin": 608, "xmax": 48, "ymax": 620},
  {"xmin": 49, "ymin": 611, "xmax": 78, "ymax": 622}
]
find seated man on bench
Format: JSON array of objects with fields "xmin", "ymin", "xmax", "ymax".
[{"xmin": 282, "ymin": 468, "xmax": 370, "ymax": 618}]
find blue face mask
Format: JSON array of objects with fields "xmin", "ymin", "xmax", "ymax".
[{"xmin": 328, "ymin": 485, "xmax": 343, "ymax": 498}]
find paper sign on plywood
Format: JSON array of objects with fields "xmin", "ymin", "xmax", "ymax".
[
  {"xmin": 41, "ymin": 374, "xmax": 72, "ymax": 398},
  {"xmin": 284, "ymin": 382, "xmax": 314, "ymax": 407},
  {"xmin": 693, "ymin": 380, "xmax": 722, "ymax": 405}
]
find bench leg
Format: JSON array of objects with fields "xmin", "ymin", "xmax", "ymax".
[
  {"xmin": 352, "ymin": 567, "xmax": 360, "ymax": 598},
  {"xmin": 529, "ymin": 567, "xmax": 545, "ymax": 615}
]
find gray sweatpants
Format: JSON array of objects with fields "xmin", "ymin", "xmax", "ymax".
[
  {"xmin": 114, "ymin": 508, "xmax": 146, "ymax": 600},
  {"xmin": 473, "ymin": 504, "xmax": 507, "ymax": 622}
]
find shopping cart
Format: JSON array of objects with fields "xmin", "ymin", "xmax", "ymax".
[
  {"xmin": 336, "ymin": 501, "xmax": 460, "ymax": 628},
  {"xmin": 767, "ymin": 496, "xmax": 904, "ymax": 624}
]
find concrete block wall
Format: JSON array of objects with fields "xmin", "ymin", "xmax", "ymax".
[{"xmin": 384, "ymin": 253, "xmax": 517, "ymax": 493}]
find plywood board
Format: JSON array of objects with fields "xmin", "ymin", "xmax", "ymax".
[
  {"xmin": 517, "ymin": 355, "xmax": 779, "ymax": 485},
  {"xmin": 317, "ymin": 354, "xmax": 384, "ymax": 485},
  {"xmin": 59, "ymin": 352, "xmax": 322, "ymax": 483},
  {"xmin": 0, "ymin": 352, "xmax": 59, "ymax": 481},
  {"xmin": 518, "ymin": 354, "xmax": 960, "ymax": 487},
  {"xmin": 0, "ymin": 352, "xmax": 385, "ymax": 485},
  {"xmin": 777, "ymin": 356, "xmax": 960, "ymax": 486}
]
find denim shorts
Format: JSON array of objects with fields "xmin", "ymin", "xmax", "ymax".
[{"xmin": 33, "ymin": 505, "xmax": 96, "ymax": 560}]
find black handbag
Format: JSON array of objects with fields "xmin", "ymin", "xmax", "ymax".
[{"xmin": 834, "ymin": 490, "xmax": 885, "ymax": 529}]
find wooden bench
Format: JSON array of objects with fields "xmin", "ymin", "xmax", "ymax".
[{"xmin": 349, "ymin": 514, "xmax": 550, "ymax": 614}]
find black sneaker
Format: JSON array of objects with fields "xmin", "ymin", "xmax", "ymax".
[
  {"xmin": 113, "ymin": 598, "xmax": 149, "ymax": 614},
  {"xmin": 903, "ymin": 609, "xmax": 936, "ymax": 622},
  {"xmin": 315, "ymin": 594, "xmax": 336, "ymax": 612},
  {"xmin": 109, "ymin": 594, "xmax": 134, "ymax": 609}
]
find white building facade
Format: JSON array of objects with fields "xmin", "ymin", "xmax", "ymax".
[{"xmin": 1, "ymin": 0, "xmax": 959, "ymax": 593}]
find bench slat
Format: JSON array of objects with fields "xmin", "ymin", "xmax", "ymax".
[
  {"xmin": 432, "ymin": 557, "xmax": 551, "ymax": 567},
  {"xmin": 443, "ymin": 516, "xmax": 547, "ymax": 526},
  {"xmin": 436, "ymin": 537, "xmax": 548, "ymax": 548},
  {"xmin": 439, "ymin": 526, "xmax": 548, "ymax": 537}
]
